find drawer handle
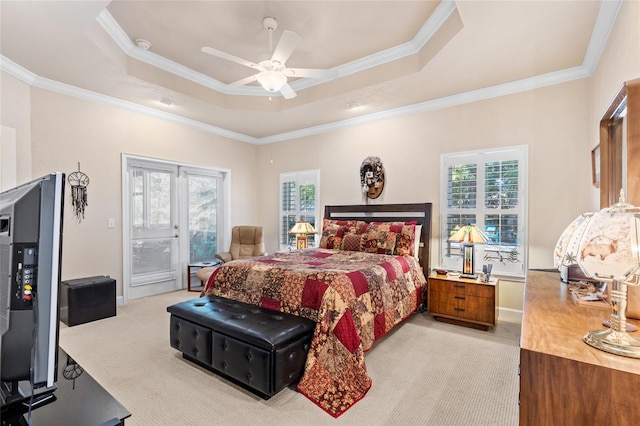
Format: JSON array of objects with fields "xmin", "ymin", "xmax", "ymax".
[
  {"xmin": 454, "ymin": 284, "xmax": 465, "ymax": 289},
  {"xmin": 454, "ymin": 308, "xmax": 465, "ymax": 312},
  {"xmin": 454, "ymin": 296, "xmax": 465, "ymax": 300}
]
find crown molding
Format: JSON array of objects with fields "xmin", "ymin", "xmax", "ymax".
[
  {"xmin": 582, "ymin": 0, "xmax": 623, "ymax": 75},
  {"xmin": 0, "ymin": 55, "xmax": 257, "ymax": 144},
  {"xmin": 257, "ymin": 65, "xmax": 591, "ymax": 144},
  {"xmin": 0, "ymin": 57, "xmax": 38, "ymax": 85},
  {"xmin": 0, "ymin": 0, "xmax": 621, "ymax": 145},
  {"xmin": 97, "ymin": 1, "xmax": 457, "ymax": 96}
]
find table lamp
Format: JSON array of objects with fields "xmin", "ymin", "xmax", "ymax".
[
  {"xmin": 449, "ymin": 224, "xmax": 490, "ymax": 279},
  {"xmin": 554, "ymin": 190, "xmax": 640, "ymax": 358},
  {"xmin": 289, "ymin": 219, "xmax": 316, "ymax": 250}
]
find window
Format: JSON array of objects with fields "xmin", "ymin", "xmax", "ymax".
[
  {"xmin": 440, "ymin": 146, "xmax": 528, "ymax": 278},
  {"xmin": 280, "ymin": 170, "xmax": 320, "ymax": 251}
]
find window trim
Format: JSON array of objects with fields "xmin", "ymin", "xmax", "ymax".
[
  {"xmin": 279, "ymin": 169, "xmax": 320, "ymax": 251},
  {"xmin": 439, "ymin": 145, "xmax": 528, "ymax": 279}
]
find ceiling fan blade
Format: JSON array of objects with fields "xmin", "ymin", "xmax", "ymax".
[
  {"xmin": 201, "ymin": 46, "xmax": 260, "ymax": 70},
  {"xmin": 279, "ymin": 83, "xmax": 297, "ymax": 99},
  {"xmin": 271, "ymin": 30, "xmax": 301, "ymax": 65},
  {"xmin": 284, "ymin": 68, "xmax": 330, "ymax": 78},
  {"xmin": 229, "ymin": 74, "xmax": 259, "ymax": 87}
]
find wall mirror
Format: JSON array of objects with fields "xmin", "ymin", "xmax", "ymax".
[{"xmin": 599, "ymin": 78, "xmax": 639, "ymax": 208}]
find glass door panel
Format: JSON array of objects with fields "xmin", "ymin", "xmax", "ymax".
[
  {"xmin": 186, "ymin": 172, "xmax": 221, "ymax": 263},
  {"xmin": 128, "ymin": 164, "xmax": 179, "ymax": 298}
]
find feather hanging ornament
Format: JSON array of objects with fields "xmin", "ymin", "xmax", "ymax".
[{"xmin": 69, "ymin": 162, "xmax": 89, "ymax": 222}]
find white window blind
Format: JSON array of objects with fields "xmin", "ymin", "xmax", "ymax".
[
  {"xmin": 279, "ymin": 170, "xmax": 320, "ymax": 250},
  {"xmin": 440, "ymin": 146, "xmax": 528, "ymax": 278}
]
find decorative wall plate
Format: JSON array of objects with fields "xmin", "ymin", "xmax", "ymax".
[{"xmin": 360, "ymin": 156, "xmax": 385, "ymax": 199}]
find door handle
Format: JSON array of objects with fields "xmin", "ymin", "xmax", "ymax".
[{"xmin": 174, "ymin": 234, "xmax": 179, "ymax": 238}]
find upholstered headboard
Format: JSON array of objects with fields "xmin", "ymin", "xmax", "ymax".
[{"xmin": 323, "ymin": 203, "xmax": 432, "ymax": 275}]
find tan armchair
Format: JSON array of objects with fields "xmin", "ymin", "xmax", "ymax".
[
  {"xmin": 195, "ymin": 226, "xmax": 265, "ymax": 284},
  {"xmin": 215, "ymin": 225, "xmax": 265, "ymax": 263}
]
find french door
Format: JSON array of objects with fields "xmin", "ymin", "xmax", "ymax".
[
  {"xmin": 126, "ymin": 160, "xmax": 180, "ymax": 300},
  {"xmin": 123, "ymin": 155, "xmax": 227, "ymax": 300}
]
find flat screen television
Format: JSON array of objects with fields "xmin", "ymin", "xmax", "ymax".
[{"xmin": 0, "ymin": 172, "xmax": 65, "ymax": 413}]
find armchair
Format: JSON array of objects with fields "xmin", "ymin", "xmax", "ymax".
[
  {"xmin": 194, "ymin": 226, "xmax": 265, "ymax": 284},
  {"xmin": 215, "ymin": 225, "xmax": 265, "ymax": 263}
]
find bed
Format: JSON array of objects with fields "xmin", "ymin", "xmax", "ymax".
[{"xmin": 201, "ymin": 203, "xmax": 432, "ymax": 417}]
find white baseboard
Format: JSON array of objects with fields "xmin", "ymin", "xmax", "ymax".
[
  {"xmin": 498, "ymin": 307, "xmax": 523, "ymax": 324},
  {"xmin": 116, "ymin": 296, "xmax": 125, "ymax": 307}
]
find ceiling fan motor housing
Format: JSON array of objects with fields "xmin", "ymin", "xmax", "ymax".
[{"xmin": 263, "ymin": 17, "xmax": 278, "ymax": 31}]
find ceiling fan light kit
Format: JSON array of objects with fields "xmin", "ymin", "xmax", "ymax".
[
  {"xmin": 257, "ymin": 70, "xmax": 287, "ymax": 92},
  {"xmin": 201, "ymin": 16, "xmax": 329, "ymax": 99}
]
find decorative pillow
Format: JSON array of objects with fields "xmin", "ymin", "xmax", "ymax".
[
  {"xmin": 322, "ymin": 219, "xmax": 369, "ymax": 234},
  {"xmin": 369, "ymin": 221, "xmax": 417, "ymax": 256},
  {"xmin": 341, "ymin": 233, "xmax": 363, "ymax": 252},
  {"xmin": 319, "ymin": 227, "xmax": 345, "ymax": 249},
  {"xmin": 362, "ymin": 230, "xmax": 397, "ymax": 255}
]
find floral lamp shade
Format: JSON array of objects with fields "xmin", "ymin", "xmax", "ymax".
[
  {"xmin": 555, "ymin": 208, "xmax": 640, "ymax": 282},
  {"xmin": 555, "ymin": 191, "xmax": 640, "ymax": 358}
]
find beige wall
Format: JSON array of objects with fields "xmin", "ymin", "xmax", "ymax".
[
  {"xmin": 0, "ymin": 72, "xmax": 32, "ymax": 183},
  {"xmin": 1, "ymin": 0, "xmax": 638, "ymax": 315},
  {"xmin": 257, "ymin": 1, "xmax": 640, "ymax": 315},
  {"xmin": 258, "ymin": 80, "xmax": 592, "ymax": 314},
  {"xmin": 591, "ymin": 0, "xmax": 640, "ymax": 127},
  {"xmin": 2, "ymin": 84, "xmax": 260, "ymax": 298}
]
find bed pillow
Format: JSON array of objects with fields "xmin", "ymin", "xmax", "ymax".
[
  {"xmin": 322, "ymin": 219, "xmax": 369, "ymax": 234},
  {"xmin": 319, "ymin": 227, "xmax": 345, "ymax": 249},
  {"xmin": 341, "ymin": 233, "xmax": 363, "ymax": 252},
  {"xmin": 413, "ymin": 224, "xmax": 422, "ymax": 259},
  {"xmin": 361, "ymin": 230, "xmax": 397, "ymax": 255},
  {"xmin": 369, "ymin": 221, "xmax": 417, "ymax": 256}
]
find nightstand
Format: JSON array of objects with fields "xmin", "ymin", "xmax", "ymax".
[
  {"xmin": 187, "ymin": 260, "xmax": 221, "ymax": 292},
  {"xmin": 427, "ymin": 272, "xmax": 498, "ymax": 330}
]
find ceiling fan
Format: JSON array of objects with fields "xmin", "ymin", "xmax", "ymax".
[{"xmin": 201, "ymin": 17, "xmax": 329, "ymax": 99}]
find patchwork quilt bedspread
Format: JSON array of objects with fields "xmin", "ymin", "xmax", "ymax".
[{"xmin": 202, "ymin": 248, "xmax": 427, "ymax": 417}]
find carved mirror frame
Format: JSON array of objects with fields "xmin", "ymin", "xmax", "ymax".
[{"xmin": 599, "ymin": 78, "xmax": 640, "ymax": 208}]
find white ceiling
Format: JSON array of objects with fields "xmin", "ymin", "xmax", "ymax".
[{"xmin": 0, "ymin": 1, "xmax": 620, "ymax": 144}]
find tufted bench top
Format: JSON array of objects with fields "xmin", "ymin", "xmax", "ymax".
[{"xmin": 167, "ymin": 296, "xmax": 315, "ymax": 350}]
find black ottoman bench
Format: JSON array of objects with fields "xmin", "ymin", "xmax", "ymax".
[{"xmin": 167, "ymin": 296, "xmax": 315, "ymax": 399}]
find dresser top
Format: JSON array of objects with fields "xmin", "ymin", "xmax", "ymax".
[
  {"xmin": 428, "ymin": 271, "xmax": 497, "ymax": 287},
  {"xmin": 521, "ymin": 270, "xmax": 640, "ymax": 374}
]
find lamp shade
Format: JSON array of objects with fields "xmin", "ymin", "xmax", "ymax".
[
  {"xmin": 256, "ymin": 70, "xmax": 287, "ymax": 92},
  {"xmin": 555, "ymin": 191, "xmax": 640, "ymax": 358},
  {"xmin": 448, "ymin": 224, "xmax": 490, "ymax": 279},
  {"xmin": 449, "ymin": 224, "xmax": 490, "ymax": 244},
  {"xmin": 554, "ymin": 200, "xmax": 640, "ymax": 283},
  {"xmin": 289, "ymin": 220, "xmax": 316, "ymax": 235}
]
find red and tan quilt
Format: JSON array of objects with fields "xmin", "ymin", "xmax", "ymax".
[{"xmin": 202, "ymin": 248, "xmax": 427, "ymax": 417}]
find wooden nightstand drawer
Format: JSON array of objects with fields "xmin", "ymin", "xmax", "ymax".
[
  {"xmin": 429, "ymin": 294, "xmax": 494, "ymax": 323},
  {"xmin": 430, "ymin": 278, "xmax": 494, "ymax": 299}
]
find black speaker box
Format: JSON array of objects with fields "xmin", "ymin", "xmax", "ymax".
[{"xmin": 60, "ymin": 275, "xmax": 116, "ymax": 326}]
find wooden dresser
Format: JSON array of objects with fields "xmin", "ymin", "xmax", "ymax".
[
  {"xmin": 427, "ymin": 272, "xmax": 497, "ymax": 330},
  {"xmin": 520, "ymin": 271, "xmax": 640, "ymax": 425}
]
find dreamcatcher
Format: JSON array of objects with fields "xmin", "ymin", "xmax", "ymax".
[
  {"xmin": 62, "ymin": 355, "xmax": 84, "ymax": 389},
  {"xmin": 69, "ymin": 163, "xmax": 89, "ymax": 221}
]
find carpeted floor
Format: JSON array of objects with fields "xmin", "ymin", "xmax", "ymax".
[{"xmin": 59, "ymin": 290, "xmax": 521, "ymax": 425}]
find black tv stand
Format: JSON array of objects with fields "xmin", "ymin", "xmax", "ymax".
[
  {"xmin": 1, "ymin": 381, "xmax": 57, "ymax": 418},
  {"xmin": 1, "ymin": 348, "xmax": 130, "ymax": 426}
]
